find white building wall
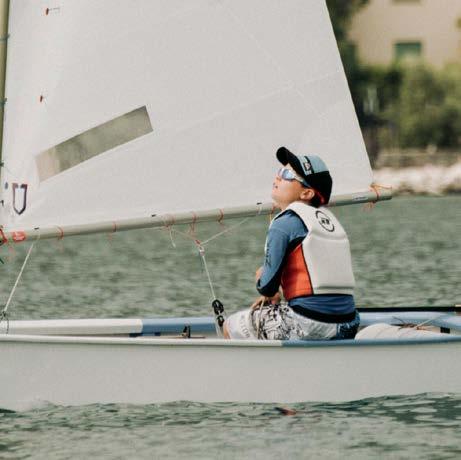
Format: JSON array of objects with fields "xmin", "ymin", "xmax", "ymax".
[{"xmin": 349, "ymin": 0, "xmax": 461, "ymax": 67}]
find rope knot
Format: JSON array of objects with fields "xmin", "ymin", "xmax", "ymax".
[{"xmin": 0, "ymin": 227, "xmax": 8, "ymax": 246}]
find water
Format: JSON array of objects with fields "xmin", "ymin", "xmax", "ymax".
[
  {"xmin": 0, "ymin": 196, "xmax": 460, "ymax": 458},
  {"xmin": 1, "ymin": 395, "xmax": 461, "ymax": 459}
]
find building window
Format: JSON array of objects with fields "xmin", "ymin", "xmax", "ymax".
[{"xmin": 394, "ymin": 41, "xmax": 422, "ymax": 61}]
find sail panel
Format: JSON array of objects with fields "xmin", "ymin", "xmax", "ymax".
[
  {"xmin": 36, "ymin": 106, "xmax": 153, "ymax": 182},
  {"xmin": 0, "ymin": 0, "xmax": 372, "ymax": 229}
]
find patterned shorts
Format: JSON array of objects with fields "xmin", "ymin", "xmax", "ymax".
[{"xmin": 225, "ymin": 304, "xmax": 360, "ymax": 341}]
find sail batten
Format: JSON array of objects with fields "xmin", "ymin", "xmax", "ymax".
[
  {"xmin": 0, "ymin": 1, "xmax": 376, "ymax": 231},
  {"xmin": 36, "ymin": 106, "xmax": 153, "ymax": 182}
]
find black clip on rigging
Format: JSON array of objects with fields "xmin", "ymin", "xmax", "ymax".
[{"xmin": 212, "ymin": 299, "xmax": 226, "ymax": 328}]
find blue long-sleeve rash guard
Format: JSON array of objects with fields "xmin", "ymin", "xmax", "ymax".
[{"xmin": 256, "ymin": 210, "xmax": 355, "ymax": 316}]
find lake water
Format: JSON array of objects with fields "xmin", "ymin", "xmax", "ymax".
[{"xmin": 0, "ymin": 196, "xmax": 460, "ymax": 459}]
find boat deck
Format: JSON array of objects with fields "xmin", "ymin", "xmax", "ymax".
[{"xmin": 1, "ymin": 310, "xmax": 461, "ymax": 341}]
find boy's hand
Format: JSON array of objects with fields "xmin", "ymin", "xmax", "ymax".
[
  {"xmin": 255, "ymin": 266, "xmax": 263, "ymax": 282},
  {"xmin": 250, "ymin": 292, "xmax": 281, "ymax": 310},
  {"xmin": 250, "ymin": 296, "xmax": 266, "ymax": 310}
]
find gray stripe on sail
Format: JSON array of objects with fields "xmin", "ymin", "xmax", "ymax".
[{"xmin": 36, "ymin": 106, "xmax": 153, "ymax": 181}]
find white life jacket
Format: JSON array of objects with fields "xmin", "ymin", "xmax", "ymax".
[{"xmin": 277, "ymin": 201, "xmax": 355, "ymax": 298}]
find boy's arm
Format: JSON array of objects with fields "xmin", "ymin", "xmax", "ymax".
[
  {"xmin": 256, "ymin": 226, "xmax": 290, "ymax": 297},
  {"xmin": 251, "ymin": 267, "xmax": 281, "ymax": 308}
]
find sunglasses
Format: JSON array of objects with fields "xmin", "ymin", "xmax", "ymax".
[
  {"xmin": 277, "ymin": 167, "xmax": 309, "ymax": 187},
  {"xmin": 276, "ymin": 167, "xmax": 326, "ymax": 205}
]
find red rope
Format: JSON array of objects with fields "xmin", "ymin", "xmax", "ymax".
[
  {"xmin": 106, "ymin": 222, "xmax": 118, "ymax": 242},
  {"xmin": 189, "ymin": 212, "xmax": 198, "ymax": 236},
  {"xmin": 370, "ymin": 184, "xmax": 381, "ymax": 203},
  {"xmin": 0, "ymin": 227, "xmax": 8, "ymax": 246},
  {"xmin": 217, "ymin": 209, "xmax": 225, "ymax": 228},
  {"xmin": 56, "ymin": 226, "xmax": 64, "ymax": 240},
  {"xmin": 163, "ymin": 214, "xmax": 176, "ymax": 227},
  {"xmin": 364, "ymin": 184, "xmax": 393, "ymax": 211},
  {"xmin": 0, "ymin": 228, "xmax": 16, "ymax": 261}
]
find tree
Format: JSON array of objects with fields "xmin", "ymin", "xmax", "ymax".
[
  {"xmin": 326, "ymin": 1, "xmax": 386, "ymax": 161},
  {"xmin": 326, "ymin": 0, "xmax": 369, "ymax": 44},
  {"xmin": 325, "ymin": 0, "xmax": 371, "ymax": 124},
  {"xmin": 386, "ymin": 64, "xmax": 461, "ymax": 148},
  {"xmin": 327, "ymin": 1, "xmax": 461, "ymax": 151}
]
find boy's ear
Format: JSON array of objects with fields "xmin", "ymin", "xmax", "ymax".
[{"xmin": 299, "ymin": 188, "xmax": 315, "ymax": 202}]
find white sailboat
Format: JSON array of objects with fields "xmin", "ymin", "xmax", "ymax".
[{"xmin": 0, "ymin": 1, "xmax": 459, "ymax": 411}]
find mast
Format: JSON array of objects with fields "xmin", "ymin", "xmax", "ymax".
[{"xmin": 0, "ymin": 0, "xmax": 9, "ymax": 164}]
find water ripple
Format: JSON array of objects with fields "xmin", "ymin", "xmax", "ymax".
[
  {"xmin": 0, "ymin": 394, "xmax": 460, "ymax": 459},
  {"xmin": 0, "ymin": 196, "xmax": 460, "ymax": 458}
]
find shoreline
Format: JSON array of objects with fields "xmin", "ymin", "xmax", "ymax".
[{"xmin": 372, "ymin": 162, "xmax": 461, "ymax": 195}]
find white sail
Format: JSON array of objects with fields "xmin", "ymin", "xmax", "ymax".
[{"xmin": 0, "ymin": 0, "xmax": 373, "ymax": 231}]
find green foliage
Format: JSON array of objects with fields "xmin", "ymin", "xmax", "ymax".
[
  {"xmin": 326, "ymin": 0, "xmax": 369, "ymax": 43},
  {"xmin": 326, "ymin": 0, "xmax": 371, "ymax": 126},
  {"xmin": 327, "ymin": 0, "xmax": 461, "ymax": 151},
  {"xmin": 326, "ymin": 0, "xmax": 369, "ymax": 78},
  {"xmin": 384, "ymin": 64, "xmax": 461, "ymax": 148}
]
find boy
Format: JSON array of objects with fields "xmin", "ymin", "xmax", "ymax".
[{"xmin": 223, "ymin": 147, "xmax": 359, "ymax": 340}]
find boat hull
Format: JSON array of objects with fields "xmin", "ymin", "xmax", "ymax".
[{"xmin": 1, "ymin": 334, "xmax": 460, "ymax": 410}]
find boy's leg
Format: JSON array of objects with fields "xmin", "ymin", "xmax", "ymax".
[
  {"xmin": 224, "ymin": 309, "xmax": 258, "ymax": 339},
  {"xmin": 224, "ymin": 305, "xmax": 297, "ymax": 340},
  {"xmin": 292, "ymin": 310, "xmax": 360, "ymax": 340},
  {"xmin": 334, "ymin": 311, "xmax": 360, "ymax": 340},
  {"xmin": 291, "ymin": 309, "xmax": 337, "ymax": 339}
]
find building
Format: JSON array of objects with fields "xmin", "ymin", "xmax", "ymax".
[{"xmin": 349, "ymin": 0, "xmax": 461, "ymax": 67}]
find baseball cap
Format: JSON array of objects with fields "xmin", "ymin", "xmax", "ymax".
[{"xmin": 276, "ymin": 146, "xmax": 332, "ymax": 206}]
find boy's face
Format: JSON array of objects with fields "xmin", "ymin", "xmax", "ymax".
[{"xmin": 271, "ymin": 164, "xmax": 313, "ymax": 210}]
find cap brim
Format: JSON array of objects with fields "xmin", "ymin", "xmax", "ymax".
[{"xmin": 276, "ymin": 146, "xmax": 305, "ymax": 179}]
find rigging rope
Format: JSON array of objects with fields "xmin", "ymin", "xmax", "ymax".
[
  {"xmin": 163, "ymin": 210, "xmax": 265, "ymax": 337},
  {"xmin": 363, "ymin": 184, "xmax": 393, "ymax": 211},
  {"xmin": 0, "ymin": 241, "xmax": 36, "ymax": 334},
  {"xmin": 392, "ymin": 312, "xmax": 454, "ymax": 332},
  {"xmin": 414, "ymin": 314, "xmax": 452, "ymax": 330},
  {"xmin": 165, "ymin": 215, "xmax": 256, "ymax": 300},
  {"xmin": 196, "ymin": 243, "xmax": 217, "ymax": 301},
  {"xmin": 195, "ymin": 241, "xmax": 224, "ymax": 336}
]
